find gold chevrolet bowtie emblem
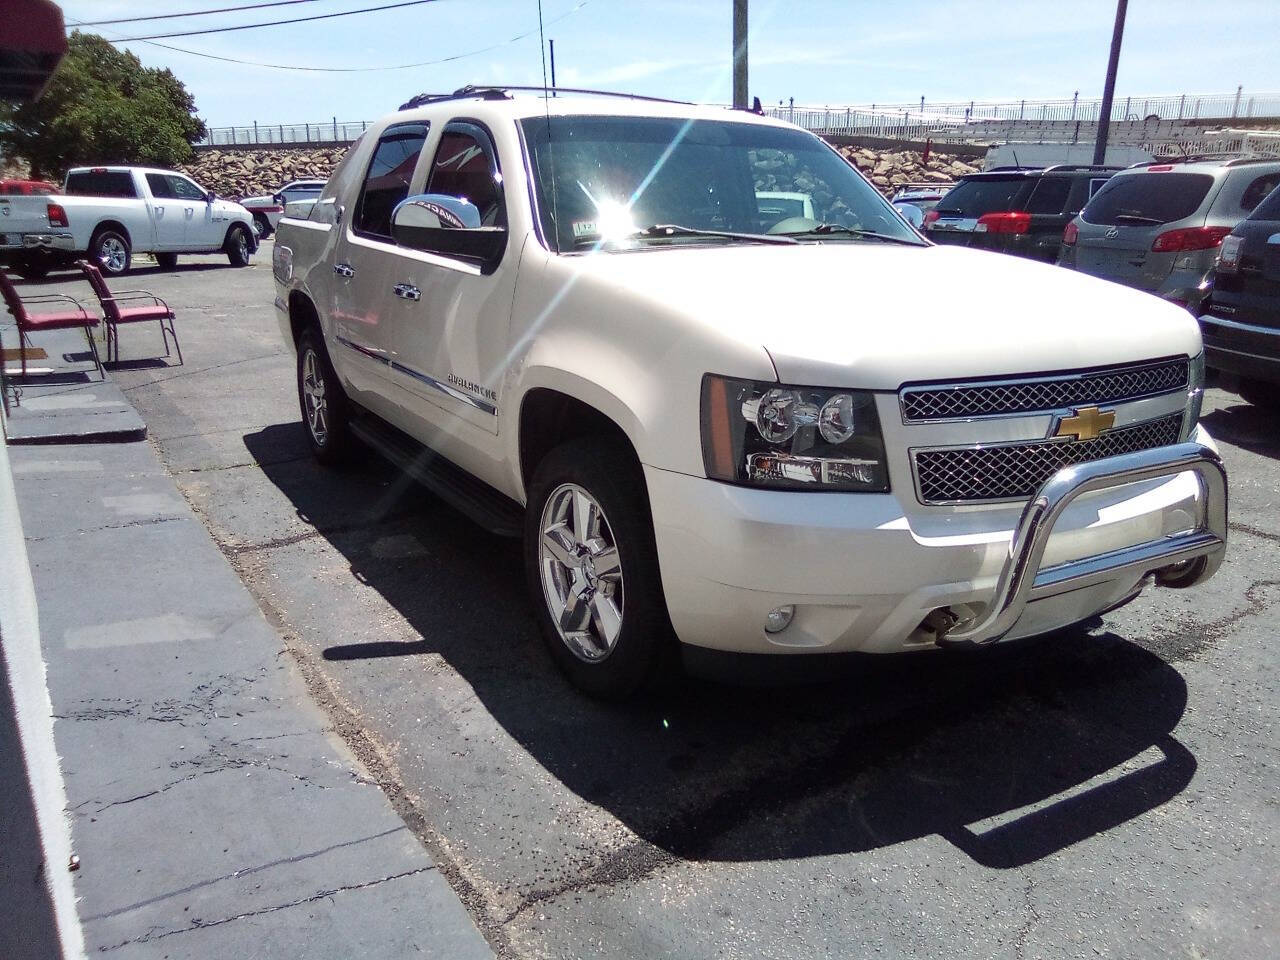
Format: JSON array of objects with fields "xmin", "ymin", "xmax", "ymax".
[{"xmin": 1055, "ymin": 406, "xmax": 1116, "ymax": 441}]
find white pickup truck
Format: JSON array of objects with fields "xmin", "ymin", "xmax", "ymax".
[
  {"xmin": 272, "ymin": 89, "xmax": 1227, "ymax": 698},
  {"xmin": 0, "ymin": 165, "xmax": 257, "ymax": 278}
]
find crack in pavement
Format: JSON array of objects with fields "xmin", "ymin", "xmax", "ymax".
[
  {"xmin": 176, "ymin": 454, "xmax": 310, "ymax": 475},
  {"xmin": 1011, "ymin": 872, "xmax": 1042, "ymax": 959},
  {"xmin": 1142, "ymin": 577, "xmax": 1280, "ymax": 662},
  {"xmin": 82, "ymin": 825, "xmax": 411, "ymax": 924},
  {"xmin": 25, "ymin": 514, "xmax": 188, "ymax": 543},
  {"xmin": 96, "ymin": 865, "xmax": 432, "ymax": 950},
  {"xmin": 118, "ymin": 351, "xmax": 284, "ymax": 393}
]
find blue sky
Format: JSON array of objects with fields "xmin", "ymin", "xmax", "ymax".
[{"xmin": 57, "ymin": 1, "xmax": 1280, "ymax": 128}]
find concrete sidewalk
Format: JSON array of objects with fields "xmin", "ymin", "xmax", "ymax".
[{"xmin": 9, "ymin": 436, "xmax": 491, "ymax": 957}]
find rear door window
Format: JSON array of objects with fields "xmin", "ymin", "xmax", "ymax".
[
  {"xmin": 64, "ymin": 170, "xmax": 137, "ymax": 198},
  {"xmin": 1025, "ymin": 177, "xmax": 1072, "ymax": 215},
  {"xmin": 353, "ymin": 121, "xmax": 430, "ymax": 239},
  {"xmin": 935, "ymin": 177, "xmax": 1028, "ymax": 217},
  {"xmin": 1082, "ymin": 172, "xmax": 1214, "ymax": 225},
  {"xmin": 1240, "ymin": 173, "xmax": 1280, "ymax": 213}
]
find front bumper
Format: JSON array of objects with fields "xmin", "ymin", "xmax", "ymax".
[
  {"xmin": 647, "ymin": 427, "xmax": 1226, "ymax": 654},
  {"xmin": 1200, "ymin": 312, "xmax": 1280, "ymax": 384}
]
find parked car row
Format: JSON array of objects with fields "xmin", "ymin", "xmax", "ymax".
[{"xmin": 919, "ymin": 155, "xmax": 1280, "ymax": 408}]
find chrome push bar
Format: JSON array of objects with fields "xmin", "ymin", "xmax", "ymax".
[{"xmin": 938, "ymin": 441, "xmax": 1228, "ymax": 647}]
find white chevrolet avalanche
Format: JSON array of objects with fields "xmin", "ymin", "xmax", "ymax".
[{"xmin": 272, "ymin": 89, "xmax": 1227, "ymax": 698}]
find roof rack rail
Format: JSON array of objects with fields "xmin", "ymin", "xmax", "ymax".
[
  {"xmin": 399, "ymin": 84, "xmax": 694, "ymax": 111},
  {"xmin": 1129, "ymin": 152, "xmax": 1274, "ymax": 168},
  {"xmin": 1041, "ymin": 164, "xmax": 1124, "ymax": 172},
  {"xmin": 984, "ymin": 165, "xmax": 1043, "ymax": 172}
]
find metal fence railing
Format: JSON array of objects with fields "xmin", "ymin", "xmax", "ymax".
[
  {"xmin": 197, "ymin": 119, "xmax": 370, "ymax": 147},
  {"xmin": 766, "ymin": 91, "xmax": 1280, "ymax": 126},
  {"xmin": 196, "ymin": 91, "xmax": 1280, "ymax": 149}
]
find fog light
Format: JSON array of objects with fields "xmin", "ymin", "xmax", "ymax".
[{"xmin": 764, "ymin": 605, "xmax": 795, "ymax": 634}]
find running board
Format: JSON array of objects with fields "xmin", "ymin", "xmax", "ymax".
[{"xmin": 350, "ymin": 415, "xmax": 524, "ymax": 538}]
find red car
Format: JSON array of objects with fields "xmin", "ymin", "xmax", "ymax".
[{"xmin": 0, "ymin": 178, "xmax": 58, "ymax": 195}]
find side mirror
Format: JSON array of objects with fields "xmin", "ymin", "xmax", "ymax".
[
  {"xmin": 206, "ymin": 190, "xmax": 216, "ymax": 203},
  {"xmin": 391, "ymin": 194, "xmax": 506, "ymax": 273},
  {"xmin": 895, "ymin": 203, "xmax": 924, "ymax": 229}
]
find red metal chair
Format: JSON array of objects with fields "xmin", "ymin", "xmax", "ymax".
[
  {"xmin": 0, "ymin": 269, "xmax": 103, "ymax": 380},
  {"xmin": 76, "ymin": 260, "xmax": 182, "ymax": 366}
]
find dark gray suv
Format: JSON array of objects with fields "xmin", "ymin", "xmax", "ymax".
[{"xmin": 1058, "ymin": 157, "xmax": 1280, "ymax": 307}]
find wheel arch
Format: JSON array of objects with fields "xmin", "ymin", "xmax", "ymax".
[
  {"xmin": 287, "ymin": 288, "xmax": 321, "ymax": 346},
  {"xmin": 517, "ymin": 385, "xmax": 646, "ymax": 501},
  {"xmin": 89, "ymin": 219, "xmax": 131, "ymax": 248}
]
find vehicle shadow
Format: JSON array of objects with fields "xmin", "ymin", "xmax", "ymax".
[
  {"xmin": 11, "ymin": 262, "xmax": 231, "ymax": 287},
  {"xmin": 242, "ymin": 422, "xmax": 1197, "ymax": 870},
  {"xmin": 1201, "ymin": 403, "xmax": 1279, "ymax": 459}
]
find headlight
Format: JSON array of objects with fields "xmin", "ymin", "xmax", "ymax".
[
  {"xmin": 700, "ymin": 375, "xmax": 890, "ymax": 491},
  {"xmin": 1183, "ymin": 352, "xmax": 1205, "ymax": 439}
]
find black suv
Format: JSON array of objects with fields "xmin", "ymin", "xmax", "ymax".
[
  {"xmin": 924, "ymin": 165, "xmax": 1119, "ymax": 263},
  {"xmin": 1200, "ymin": 182, "xmax": 1280, "ymax": 408}
]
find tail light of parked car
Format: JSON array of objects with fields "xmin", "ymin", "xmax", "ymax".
[
  {"xmin": 922, "ymin": 209, "xmax": 940, "ymax": 228},
  {"xmin": 46, "ymin": 202, "xmax": 68, "ymax": 228},
  {"xmin": 1150, "ymin": 226, "xmax": 1231, "ymax": 253},
  {"xmin": 974, "ymin": 211, "xmax": 1031, "ymax": 234},
  {"xmin": 1215, "ymin": 234, "xmax": 1243, "ymax": 274},
  {"xmin": 1063, "ymin": 221, "xmax": 1079, "ymax": 246}
]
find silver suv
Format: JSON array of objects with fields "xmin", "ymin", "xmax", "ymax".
[{"xmin": 1058, "ymin": 157, "xmax": 1280, "ymax": 307}]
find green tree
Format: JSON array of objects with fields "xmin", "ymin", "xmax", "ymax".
[{"xmin": 0, "ymin": 33, "xmax": 206, "ymax": 178}]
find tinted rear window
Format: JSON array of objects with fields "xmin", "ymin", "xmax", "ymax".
[
  {"xmin": 1025, "ymin": 177, "xmax": 1072, "ymax": 215},
  {"xmin": 65, "ymin": 171, "xmax": 137, "ymax": 198},
  {"xmin": 1082, "ymin": 172, "xmax": 1213, "ymax": 226},
  {"xmin": 1249, "ymin": 182, "xmax": 1280, "ymax": 221},
  {"xmin": 935, "ymin": 177, "xmax": 1027, "ymax": 217}
]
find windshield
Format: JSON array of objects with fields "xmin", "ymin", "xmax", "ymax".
[
  {"xmin": 519, "ymin": 115, "xmax": 921, "ymax": 251},
  {"xmin": 1082, "ymin": 172, "xmax": 1213, "ymax": 226}
]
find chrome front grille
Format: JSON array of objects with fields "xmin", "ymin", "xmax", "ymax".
[
  {"xmin": 900, "ymin": 357, "xmax": 1189, "ymax": 422},
  {"xmin": 912, "ymin": 414, "xmax": 1185, "ymax": 504}
]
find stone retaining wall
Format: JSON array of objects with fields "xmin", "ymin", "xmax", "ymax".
[{"xmin": 177, "ymin": 142, "xmax": 982, "ymax": 203}]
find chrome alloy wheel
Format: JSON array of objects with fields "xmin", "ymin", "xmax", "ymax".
[
  {"xmin": 301, "ymin": 348, "xmax": 328, "ymax": 446},
  {"xmin": 235, "ymin": 229, "xmax": 249, "ymax": 260},
  {"xmin": 99, "ymin": 236, "xmax": 127, "ymax": 273},
  {"xmin": 538, "ymin": 482, "xmax": 625, "ymax": 662}
]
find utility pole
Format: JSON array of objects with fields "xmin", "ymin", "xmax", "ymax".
[
  {"xmin": 549, "ymin": 39, "xmax": 557, "ymax": 95},
  {"xmin": 732, "ymin": 0, "xmax": 748, "ymax": 109},
  {"xmin": 1092, "ymin": 0, "xmax": 1128, "ymax": 165}
]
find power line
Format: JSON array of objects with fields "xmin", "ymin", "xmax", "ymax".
[
  {"xmin": 69, "ymin": 1, "xmax": 322, "ymax": 28},
  {"xmin": 107, "ymin": 1, "xmax": 593, "ymax": 73},
  {"xmin": 112, "ymin": 0, "xmax": 443, "ymax": 42}
]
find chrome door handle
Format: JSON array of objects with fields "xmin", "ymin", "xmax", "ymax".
[
  {"xmin": 333, "ymin": 262, "xmax": 355, "ymax": 278},
  {"xmin": 393, "ymin": 283, "xmax": 421, "ymax": 301}
]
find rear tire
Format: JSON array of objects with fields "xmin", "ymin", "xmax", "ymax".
[
  {"xmin": 1238, "ymin": 378, "xmax": 1280, "ymax": 410},
  {"xmin": 296, "ymin": 328, "xmax": 352, "ymax": 465},
  {"xmin": 225, "ymin": 224, "xmax": 252, "ymax": 267},
  {"xmin": 89, "ymin": 227, "xmax": 131, "ymax": 276},
  {"xmin": 524, "ymin": 438, "xmax": 677, "ymax": 699},
  {"xmin": 155, "ymin": 252, "xmax": 178, "ymax": 270},
  {"xmin": 14, "ymin": 256, "xmax": 49, "ymax": 280}
]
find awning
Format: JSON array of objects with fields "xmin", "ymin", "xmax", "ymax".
[{"xmin": 0, "ymin": 0, "xmax": 67, "ymax": 101}]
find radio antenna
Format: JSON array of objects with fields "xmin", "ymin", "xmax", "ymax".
[{"xmin": 536, "ymin": 0, "xmax": 560, "ymax": 249}]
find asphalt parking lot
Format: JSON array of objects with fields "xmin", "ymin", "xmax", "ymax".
[{"xmin": 21, "ymin": 248, "xmax": 1279, "ymax": 959}]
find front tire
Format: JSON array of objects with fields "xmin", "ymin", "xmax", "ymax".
[
  {"xmin": 225, "ymin": 224, "xmax": 252, "ymax": 267},
  {"xmin": 524, "ymin": 438, "xmax": 676, "ymax": 699},
  {"xmin": 90, "ymin": 227, "xmax": 131, "ymax": 276},
  {"xmin": 1238, "ymin": 378, "xmax": 1280, "ymax": 410},
  {"xmin": 296, "ymin": 328, "xmax": 352, "ymax": 465},
  {"xmin": 252, "ymin": 212, "xmax": 273, "ymax": 239}
]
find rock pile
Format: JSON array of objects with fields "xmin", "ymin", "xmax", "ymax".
[
  {"xmin": 178, "ymin": 147, "xmax": 348, "ymax": 200},
  {"xmin": 172, "ymin": 141, "xmax": 982, "ymax": 204},
  {"xmin": 833, "ymin": 145, "xmax": 983, "ymax": 192}
]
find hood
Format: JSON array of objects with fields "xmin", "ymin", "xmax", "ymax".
[{"xmin": 567, "ymin": 242, "xmax": 1202, "ymax": 389}]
